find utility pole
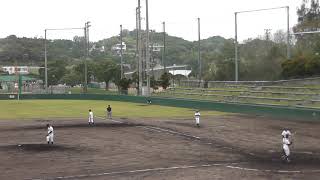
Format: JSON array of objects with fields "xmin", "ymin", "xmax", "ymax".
[
  {"xmin": 145, "ymin": 0, "xmax": 150, "ymax": 96},
  {"xmin": 162, "ymin": 21, "xmax": 166, "ymax": 73},
  {"xmin": 286, "ymin": 6, "xmax": 291, "ymax": 59},
  {"xmin": 136, "ymin": 7, "xmax": 139, "ymax": 84},
  {"xmin": 84, "ymin": 25, "xmax": 87, "ymax": 93},
  {"xmin": 44, "ymin": 29, "xmax": 48, "ymax": 93},
  {"xmin": 198, "ymin": 18, "xmax": 201, "ymax": 88},
  {"xmin": 120, "ymin": 24, "xmax": 124, "ymax": 79},
  {"xmin": 138, "ymin": 0, "xmax": 143, "ymax": 96},
  {"xmin": 84, "ymin": 21, "xmax": 91, "ymax": 93},
  {"xmin": 150, "ymin": 30, "xmax": 154, "ymax": 77},
  {"xmin": 234, "ymin": 12, "xmax": 239, "ymax": 82}
]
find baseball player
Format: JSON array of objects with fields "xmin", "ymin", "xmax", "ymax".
[
  {"xmin": 282, "ymin": 128, "xmax": 292, "ymax": 139},
  {"xmin": 282, "ymin": 133, "xmax": 292, "ymax": 163},
  {"xmin": 107, "ymin": 105, "xmax": 112, "ymax": 119},
  {"xmin": 46, "ymin": 124, "xmax": 54, "ymax": 144},
  {"xmin": 88, "ymin": 109, "xmax": 94, "ymax": 125},
  {"xmin": 194, "ymin": 110, "xmax": 200, "ymax": 127}
]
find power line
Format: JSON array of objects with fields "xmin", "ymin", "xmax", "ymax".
[{"xmin": 291, "ymin": 30, "xmax": 320, "ymax": 35}]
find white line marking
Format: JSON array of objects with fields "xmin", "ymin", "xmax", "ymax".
[
  {"xmin": 95, "ymin": 116, "xmax": 123, "ymax": 124},
  {"xmin": 29, "ymin": 162, "xmax": 244, "ymax": 180},
  {"xmin": 95, "ymin": 117, "xmax": 202, "ymax": 141},
  {"xmin": 31, "ymin": 162, "xmax": 320, "ymax": 180},
  {"xmin": 277, "ymin": 170, "xmax": 302, "ymax": 173},
  {"xmin": 310, "ymin": 170, "xmax": 320, "ymax": 173},
  {"xmin": 296, "ymin": 151, "xmax": 314, "ymax": 155},
  {"xmin": 140, "ymin": 126, "xmax": 163, "ymax": 133},
  {"xmin": 226, "ymin": 165, "xmax": 260, "ymax": 172},
  {"xmin": 225, "ymin": 165, "xmax": 315, "ymax": 174},
  {"xmin": 144, "ymin": 126, "xmax": 201, "ymax": 140}
]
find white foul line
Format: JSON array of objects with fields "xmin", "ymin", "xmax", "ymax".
[
  {"xmin": 226, "ymin": 165, "xmax": 261, "ymax": 172},
  {"xmin": 29, "ymin": 162, "xmax": 320, "ymax": 180},
  {"xmin": 29, "ymin": 162, "xmax": 244, "ymax": 180},
  {"xmin": 95, "ymin": 116, "xmax": 123, "ymax": 124},
  {"xmin": 141, "ymin": 126, "xmax": 201, "ymax": 140},
  {"xmin": 95, "ymin": 116, "xmax": 201, "ymax": 140},
  {"xmin": 225, "ymin": 165, "xmax": 320, "ymax": 174}
]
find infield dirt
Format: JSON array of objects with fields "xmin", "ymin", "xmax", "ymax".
[{"xmin": 1, "ymin": 114, "xmax": 320, "ymax": 180}]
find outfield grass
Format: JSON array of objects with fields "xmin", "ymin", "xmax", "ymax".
[{"xmin": 0, "ymin": 100, "xmax": 229, "ymax": 120}]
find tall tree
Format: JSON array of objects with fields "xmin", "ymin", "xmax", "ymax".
[
  {"xmin": 74, "ymin": 62, "xmax": 96, "ymax": 86},
  {"xmin": 294, "ymin": 0, "xmax": 320, "ymax": 56},
  {"xmin": 39, "ymin": 60, "xmax": 67, "ymax": 86},
  {"xmin": 95, "ymin": 60, "xmax": 121, "ymax": 90}
]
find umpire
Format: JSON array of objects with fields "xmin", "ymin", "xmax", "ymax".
[{"xmin": 107, "ymin": 105, "xmax": 112, "ymax": 119}]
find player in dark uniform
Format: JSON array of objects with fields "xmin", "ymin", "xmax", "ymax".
[{"xmin": 107, "ymin": 105, "xmax": 112, "ymax": 119}]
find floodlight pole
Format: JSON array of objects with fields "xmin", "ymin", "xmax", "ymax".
[
  {"xmin": 286, "ymin": 6, "xmax": 291, "ymax": 60},
  {"xmin": 234, "ymin": 13, "xmax": 238, "ymax": 82},
  {"xmin": 162, "ymin": 21, "xmax": 166, "ymax": 73},
  {"xmin": 137, "ymin": 0, "xmax": 143, "ymax": 96},
  {"xmin": 146, "ymin": 0, "xmax": 150, "ymax": 96},
  {"xmin": 198, "ymin": 17, "xmax": 202, "ymax": 87},
  {"xmin": 136, "ymin": 7, "xmax": 140, "ymax": 95},
  {"xmin": 44, "ymin": 29, "xmax": 48, "ymax": 93},
  {"xmin": 136, "ymin": 7, "xmax": 139, "ymax": 71},
  {"xmin": 84, "ymin": 21, "xmax": 91, "ymax": 93},
  {"xmin": 120, "ymin": 24, "xmax": 124, "ymax": 79},
  {"xmin": 234, "ymin": 6, "xmax": 289, "ymax": 82},
  {"xmin": 84, "ymin": 24, "xmax": 88, "ymax": 93}
]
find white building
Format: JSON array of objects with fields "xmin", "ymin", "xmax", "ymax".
[
  {"xmin": 111, "ymin": 42, "xmax": 127, "ymax": 52},
  {"xmin": 151, "ymin": 43, "xmax": 163, "ymax": 52},
  {"xmin": 125, "ymin": 64, "xmax": 191, "ymax": 80},
  {"xmin": 1, "ymin": 66, "xmax": 41, "ymax": 75},
  {"xmin": 90, "ymin": 44, "xmax": 105, "ymax": 52}
]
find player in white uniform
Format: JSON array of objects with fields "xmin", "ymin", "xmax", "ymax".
[
  {"xmin": 282, "ymin": 129, "xmax": 291, "ymax": 138},
  {"xmin": 46, "ymin": 124, "xmax": 54, "ymax": 144},
  {"xmin": 88, "ymin": 109, "xmax": 94, "ymax": 125},
  {"xmin": 282, "ymin": 134, "xmax": 292, "ymax": 163},
  {"xmin": 195, "ymin": 110, "xmax": 200, "ymax": 127}
]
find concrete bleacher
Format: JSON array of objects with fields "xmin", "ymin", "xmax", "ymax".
[{"xmin": 155, "ymin": 84, "xmax": 320, "ymax": 108}]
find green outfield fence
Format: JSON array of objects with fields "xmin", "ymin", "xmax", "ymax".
[{"xmin": 1, "ymin": 94, "xmax": 320, "ymax": 121}]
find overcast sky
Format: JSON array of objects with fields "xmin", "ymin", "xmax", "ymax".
[{"xmin": 0, "ymin": 0, "xmax": 302, "ymax": 42}]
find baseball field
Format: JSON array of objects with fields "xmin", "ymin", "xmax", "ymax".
[{"xmin": 1, "ymin": 100, "xmax": 320, "ymax": 180}]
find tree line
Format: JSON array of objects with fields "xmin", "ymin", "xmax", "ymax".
[{"xmin": 38, "ymin": 58, "xmax": 171, "ymax": 92}]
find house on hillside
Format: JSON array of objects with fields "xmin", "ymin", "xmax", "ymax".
[
  {"xmin": 111, "ymin": 42, "xmax": 127, "ymax": 54},
  {"xmin": 1, "ymin": 66, "xmax": 41, "ymax": 75},
  {"xmin": 90, "ymin": 44, "xmax": 105, "ymax": 52},
  {"xmin": 125, "ymin": 64, "xmax": 191, "ymax": 80}
]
